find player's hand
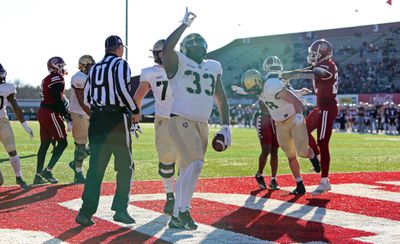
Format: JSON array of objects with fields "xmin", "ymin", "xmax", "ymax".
[
  {"xmin": 231, "ymin": 85, "xmax": 248, "ymax": 95},
  {"xmin": 130, "ymin": 123, "xmax": 142, "ymax": 139},
  {"xmin": 216, "ymin": 125, "xmax": 231, "ymax": 147},
  {"xmin": 67, "ymin": 121, "xmax": 73, "ymax": 132},
  {"xmin": 21, "ymin": 121, "xmax": 34, "ymax": 139},
  {"xmin": 300, "ymin": 88, "xmax": 312, "ymax": 95},
  {"xmin": 292, "ymin": 113, "xmax": 305, "ymax": 126},
  {"xmin": 131, "ymin": 113, "xmax": 141, "ymax": 123},
  {"xmin": 181, "ymin": 7, "xmax": 196, "ymax": 27}
]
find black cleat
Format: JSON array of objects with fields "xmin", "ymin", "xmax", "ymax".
[
  {"xmin": 33, "ymin": 174, "xmax": 47, "ymax": 185},
  {"xmin": 255, "ymin": 173, "xmax": 267, "ymax": 190},
  {"xmin": 168, "ymin": 216, "xmax": 185, "ymax": 229},
  {"xmin": 163, "ymin": 193, "xmax": 175, "ymax": 215},
  {"xmin": 75, "ymin": 212, "xmax": 94, "ymax": 227},
  {"xmin": 269, "ymin": 179, "xmax": 280, "ymax": 190},
  {"xmin": 310, "ymin": 156, "xmax": 321, "ymax": 173},
  {"xmin": 41, "ymin": 170, "xmax": 58, "ymax": 184},
  {"xmin": 16, "ymin": 177, "xmax": 30, "ymax": 189},
  {"xmin": 113, "ymin": 211, "xmax": 135, "ymax": 224},
  {"xmin": 179, "ymin": 211, "xmax": 198, "ymax": 230},
  {"xmin": 290, "ymin": 181, "xmax": 306, "ymax": 195}
]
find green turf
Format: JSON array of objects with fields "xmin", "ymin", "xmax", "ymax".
[{"xmin": 0, "ymin": 121, "xmax": 399, "ymax": 186}]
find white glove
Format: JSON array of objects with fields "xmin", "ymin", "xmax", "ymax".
[
  {"xmin": 216, "ymin": 125, "xmax": 231, "ymax": 147},
  {"xmin": 130, "ymin": 123, "xmax": 143, "ymax": 139},
  {"xmin": 231, "ymin": 85, "xmax": 248, "ymax": 95},
  {"xmin": 181, "ymin": 7, "xmax": 196, "ymax": 27},
  {"xmin": 21, "ymin": 121, "xmax": 33, "ymax": 139},
  {"xmin": 300, "ymin": 87, "xmax": 312, "ymax": 95},
  {"xmin": 67, "ymin": 121, "xmax": 73, "ymax": 132},
  {"xmin": 292, "ymin": 113, "xmax": 305, "ymax": 126}
]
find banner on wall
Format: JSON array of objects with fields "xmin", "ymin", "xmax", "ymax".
[{"xmin": 359, "ymin": 93, "xmax": 400, "ymax": 105}]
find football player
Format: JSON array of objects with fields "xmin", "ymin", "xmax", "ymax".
[
  {"xmin": 241, "ymin": 63, "xmax": 318, "ymax": 195},
  {"xmin": 162, "ymin": 9, "xmax": 231, "ymax": 230},
  {"xmin": 34, "ymin": 57, "xmax": 70, "ymax": 184},
  {"xmin": 68, "ymin": 55, "xmax": 95, "ymax": 184},
  {"xmin": 282, "ymin": 39, "xmax": 339, "ymax": 195},
  {"xmin": 132, "ymin": 39, "xmax": 177, "ymax": 215},
  {"xmin": 0, "ymin": 63, "xmax": 33, "ymax": 189}
]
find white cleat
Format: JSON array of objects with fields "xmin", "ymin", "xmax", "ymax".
[{"xmin": 311, "ymin": 181, "xmax": 331, "ymax": 196}]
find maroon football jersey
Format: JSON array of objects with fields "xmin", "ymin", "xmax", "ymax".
[
  {"xmin": 40, "ymin": 73, "xmax": 65, "ymax": 105},
  {"xmin": 312, "ymin": 59, "xmax": 338, "ymax": 109}
]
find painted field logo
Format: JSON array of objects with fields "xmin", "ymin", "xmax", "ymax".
[{"xmin": 0, "ymin": 172, "xmax": 399, "ymax": 243}]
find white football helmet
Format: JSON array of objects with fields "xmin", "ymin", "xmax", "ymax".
[
  {"xmin": 262, "ymin": 56, "xmax": 283, "ymax": 75},
  {"xmin": 150, "ymin": 39, "xmax": 165, "ymax": 65}
]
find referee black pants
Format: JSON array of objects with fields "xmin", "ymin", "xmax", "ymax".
[{"xmin": 79, "ymin": 110, "xmax": 133, "ymax": 218}]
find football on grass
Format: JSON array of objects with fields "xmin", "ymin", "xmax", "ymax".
[{"xmin": 212, "ymin": 134, "xmax": 226, "ymax": 152}]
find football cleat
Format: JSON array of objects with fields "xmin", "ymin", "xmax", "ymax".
[
  {"xmin": 290, "ymin": 181, "xmax": 306, "ymax": 195},
  {"xmin": 41, "ymin": 170, "xmax": 58, "ymax": 184},
  {"xmin": 168, "ymin": 216, "xmax": 185, "ymax": 229},
  {"xmin": 33, "ymin": 174, "xmax": 47, "ymax": 185},
  {"xmin": 16, "ymin": 177, "xmax": 30, "ymax": 190},
  {"xmin": 310, "ymin": 156, "xmax": 321, "ymax": 173},
  {"xmin": 269, "ymin": 179, "xmax": 280, "ymax": 190},
  {"xmin": 163, "ymin": 193, "xmax": 175, "ymax": 215},
  {"xmin": 255, "ymin": 172, "xmax": 267, "ymax": 190},
  {"xmin": 311, "ymin": 181, "xmax": 331, "ymax": 196},
  {"xmin": 179, "ymin": 211, "xmax": 198, "ymax": 230}
]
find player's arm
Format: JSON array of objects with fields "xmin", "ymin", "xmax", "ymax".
[
  {"xmin": 276, "ymin": 88, "xmax": 304, "ymax": 114},
  {"xmin": 132, "ymin": 81, "xmax": 151, "ymax": 123},
  {"xmin": 7, "ymin": 94, "xmax": 33, "ymax": 138},
  {"xmin": 162, "ymin": 9, "xmax": 196, "ymax": 79},
  {"xmin": 214, "ymin": 75, "xmax": 230, "ymax": 125},
  {"xmin": 49, "ymin": 83, "xmax": 71, "ymax": 120},
  {"xmin": 73, "ymin": 86, "xmax": 91, "ymax": 116}
]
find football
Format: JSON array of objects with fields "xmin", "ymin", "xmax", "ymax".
[{"xmin": 212, "ymin": 133, "xmax": 226, "ymax": 152}]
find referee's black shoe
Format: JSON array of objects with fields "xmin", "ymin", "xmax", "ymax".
[
  {"xmin": 75, "ymin": 212, "xmax": 94, "ymax": 227},
  {"xmin": 113, "ymin": 211, "xmax": 135, "ymax": 224}
]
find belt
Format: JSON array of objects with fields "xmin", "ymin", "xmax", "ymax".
[{"xmin": 91, "ymin": 105, "xmax": 126, "ymax": 113}]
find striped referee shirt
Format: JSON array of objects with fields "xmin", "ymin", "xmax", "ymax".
[{"xmin": 84, "ymin": 54, "xmax": 139, "ymax": 114}]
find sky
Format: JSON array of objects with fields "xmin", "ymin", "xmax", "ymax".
[{"xmin": 1, "ymin": 0, "xmax": 399, "ymax": 88}]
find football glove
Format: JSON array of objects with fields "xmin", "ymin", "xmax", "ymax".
[
  {"xmin": 181, "ymin": 7, "xmax": 196, "ymax": 27},
  {"xmin": 292, "ymin": 113, "xmax": 305, "ymax": 126},
  {"xmin": 21, "ymin": 121, "xmax": 33, "ymax": 139},
  {"xmin": 216, "ymin": 125, "xmax": 231, "ymax": 148},
  {"xmin": 130, "ymin": 123, "xmax": 143, "ymax": 139}
]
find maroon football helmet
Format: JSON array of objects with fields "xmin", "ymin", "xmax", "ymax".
[
  {"xmin": 307, "ymin": 39, "xmax": 333, "ymax": 65},
  {"xmin": 47, "ymin": 56, "xmax": 67, "ymax": 75}
]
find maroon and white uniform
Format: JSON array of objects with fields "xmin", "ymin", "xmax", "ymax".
[
  {"xmin": 306, "ymin": 59, "xmax": 338, "ymax": 178},
  {"xmin": 256, "ymin": 100, "xmax": 279, "ymax": 148},
  {"xmin": 37, "ymin": 73, "xmax": 67, "ymax": 141}
]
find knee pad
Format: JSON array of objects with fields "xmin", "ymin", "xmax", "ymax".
[{"xmin": 158, "ymin": 162, "xmax": 175, "ymax": 178}]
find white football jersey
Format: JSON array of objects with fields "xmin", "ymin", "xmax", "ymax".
[
  {"xmin": 259, "ymin": 77, "xmax": 296, "ymax": 122},
  {"xmin": 169, "ymin": 52, "xmax": 222, "ymax": 122},
  {"xmin": 140, "ymin": 65, "xmax": 172, "ymax": 118},
  {"xmin": 0, "ymin": 83, "xmax": 16, "ymax": 119},
  {"xmin": 69, "ymin": 71, "xmax": 87, "ymax": 115}
]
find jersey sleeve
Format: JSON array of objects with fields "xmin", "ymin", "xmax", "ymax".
[
  {"xmin": 139, "ymin": 68, "xmax": 150, "ymax": 83},
  {"xmin": 71, "ymin": 72, "xmax": 86, "ymax": 89},
  {"xmin": 8, "ymin": 84, "xmax": 17, "ymax": 96},
  {"xmin": 265, "ymin": 78, "xmax": 285, "ymax": 97}
]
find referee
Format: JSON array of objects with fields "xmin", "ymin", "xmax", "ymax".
[{"xmin": 75, "ymin": 35, "xmax": 140, "ymax": 226}]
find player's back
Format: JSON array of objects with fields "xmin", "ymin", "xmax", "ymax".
[{"xmin": 41, "ymin": 73, "xmax": 65, "ymax": 106}]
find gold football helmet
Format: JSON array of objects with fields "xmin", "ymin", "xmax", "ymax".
[
  {"xmin": 78, "ymin": 55, "xmax": 95, "ymax": 74},
  {"xmin": 241, "ymin": 69, "xmax": 263, "ymax": 94}
]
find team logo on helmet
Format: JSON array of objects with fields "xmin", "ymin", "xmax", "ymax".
[
  {"xmin": 241, "ymin": 69, "xmax": 263, "ymax": 95},
  {"xmin": 180, "ymin": 33, "xmax": 208, "ymax": 61},
  {"xmin": 307, "ymin": 39, "xmax": 333, "ymax": 65},
  {"xmin": 78, "ymin": 55, "xmax": 95, "ymax": 74},
  {"xmin": 47, "ymin": 56, "xmax": 67, "ymax": 75}
]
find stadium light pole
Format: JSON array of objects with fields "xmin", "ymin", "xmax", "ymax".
[{"xmin": 125, "ymin": 0, "xmax": 128, "ymax": 61}]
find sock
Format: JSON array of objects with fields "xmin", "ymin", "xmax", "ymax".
[
  {"xmin": 321, "ymin": 177, "xmax": 329, "ymax": 184},
  {"xmin": 271, "ymin": 177, "xmax": 276, "ymax": 181},
  {"xmin": 181, "ymin": 160, "xmax": 203, "ymax": 212},
  {"xmin": 172, "ymin": 166, "xmax": 187, "ymax": 218},
  {"xmin": 10, "ymin": 155, "xmax": 22, "ymax": 177},
  {"xmin": 295, "ymin": 177, "xmax": 302, "ymax": 183},
  {"xmin": 76, "ymin": 167, "xmax": 83, "ymax": 173},
  {"xmin": 162, "ymin": 176, "xmax": 174, "ymax": 193}
]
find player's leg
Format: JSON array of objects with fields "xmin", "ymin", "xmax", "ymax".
[
  {"xmin": 0, "ymin": 170, "xmax": 3, "ymax": 186},
  {"xmin": 69, "ymin": 112, "xmax": 89, "ymax": 183},
  {"xmin": 42, "ymin": 112, "xmax": 68, "ymax": 184},
  {"xmin": 155, "ymin": 116, "xmax": 177, "ymax": 215},
  {"xmin": 275, "ymin": 121, "xmax": 305, "ymax": 194},
  {"xmin": 306, "ymin": 108, "xmax": 321, "ymax": 172},
  {"xmin": 255, "ymin": 116, "xmax": 269, "ymax": 189},
  {"xmin": 311, "ymin": 108, "xmax": 337, "ymax": 195},
  {"xmin": 0, "ymin": 118, "xmax": 29, "ymax": 189}
]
